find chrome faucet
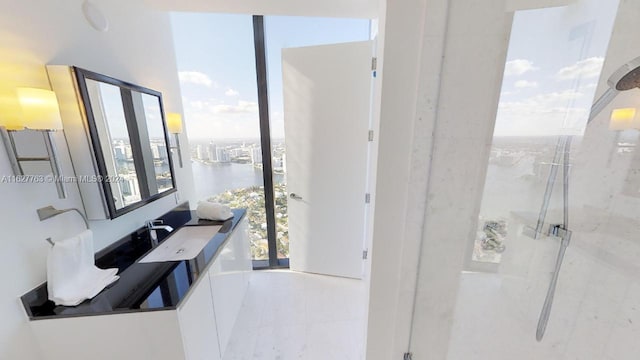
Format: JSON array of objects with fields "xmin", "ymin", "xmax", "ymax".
[{"xmin": 146, "ymin": 219, "xmax": 174, "ymax": 246}]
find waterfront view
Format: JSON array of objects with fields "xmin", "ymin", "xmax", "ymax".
[
  {"xmin": 189, "ymin": 138, "xmax": 289, "ymax": 260},
  {"xmin": 170, "ymin": 13, "xmax": 369, "ymax": 262},
  {"xmin": 109, "ymin": 138, "xmax": 173, "ymax": 209}
]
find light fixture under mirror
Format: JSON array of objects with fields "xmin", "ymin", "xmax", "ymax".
[
  {"xmin": 0, "ymin": 87, "xmax": 66, "ymax": 198},
  {"xmin": 166, "ymin": 112, "xmax": 183, "ymax": 168},
  {"xmin": 47, "ymin": 66, "xmax": 177, "ymax": 219}
]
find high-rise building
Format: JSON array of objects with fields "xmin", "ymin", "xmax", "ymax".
[
  {"xmin": 196, "ymin": 144, "xmax": 208, "ymax": 160},
  {"xmin": 124, "ymin": 144, "xmax": 133, "ymax": 159},
  {"xmin": 216, "ymin": 147, "xmax": 230, "ymax": 163},
  {"xmin": 156, "ymin": 144, "xmax": 167, "ymax": 160},
  {"xmin": 207, "ymin": 142, "xmax": 217, "ymax": 162},
  {"xmin": 229, "ymin": 148, "xmax": 243, "ymax": 158},
  {"xmin": 251, "ymin": 146, "xmax": 262, "ymax": 164},
  {"xmin": 114, "ymin": 146, "xmax": 126, "ymax": 161},
  {"xmin": 119, "ymin": 174, "xmax": 141, "ymax": 199},
  {"xmin": 151, "ymin": 144, "xmax": 160, "ymax": 159},
  {"xmin": 282, "ymin": 153, "xmax": 287, "ymax": 173}
]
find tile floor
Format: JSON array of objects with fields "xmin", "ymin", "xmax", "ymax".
[{"xmin": 222, "ymin": 270, "xmax": 367, "ymax": 360}]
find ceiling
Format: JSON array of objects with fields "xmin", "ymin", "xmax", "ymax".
[{"xmin": 144, "ymin": 0, "xmax": 379, "ymax": 19}]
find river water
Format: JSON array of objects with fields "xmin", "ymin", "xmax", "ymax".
[{"xmin": 190, "ymin": 160, "xmax": 285, "ymax": 201}]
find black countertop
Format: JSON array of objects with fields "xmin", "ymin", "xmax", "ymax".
[{"xmin": 21, "ymin": 205, "xmax": 246, "ymax": 320}]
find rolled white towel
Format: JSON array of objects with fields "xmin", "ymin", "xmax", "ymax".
[{"xmin": 196, "ymin": 201, "xmax": 233, "ymax": 221}]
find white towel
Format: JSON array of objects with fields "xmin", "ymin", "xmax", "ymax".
[
  {"xmin": 47, "ymin": 230, "xmax": 119, "ymax": 306},
  {"xmin": 196, "ymin": 201, "xmax": 233, "ymax": 221}
]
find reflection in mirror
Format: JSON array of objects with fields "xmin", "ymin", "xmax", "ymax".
[
  {"xmin": 85, "ymin": 80, "xmax": 141, "ymax": 209},
  {"xmin": 139, "ymin": 92, "xmax": 173, "ymax": 194},
  {"xmin": 75, "ymin": 67, "xmax": 176, "ymax": 219}
]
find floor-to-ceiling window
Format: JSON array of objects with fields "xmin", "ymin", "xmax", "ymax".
[
  {"xmin": 171, "ymin": 14, "xmax": 271, "ymax": 263},
  {"xmin": 171, "ymin": 13, "xmax": 370, "ymax": 268}
]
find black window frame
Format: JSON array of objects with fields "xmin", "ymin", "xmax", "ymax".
[{"xmin": 252, "ymin": 15, "xmax": 289, "ymax": 269}]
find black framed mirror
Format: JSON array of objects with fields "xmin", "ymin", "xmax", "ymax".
[{"xmin": 74, "ymin": 67, "xmax": 177, "ymax": 219}]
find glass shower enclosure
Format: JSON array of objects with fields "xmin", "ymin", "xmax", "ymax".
[{"xmin": 441, "ymin": 1, "xmax": 640, "ymax": 359}]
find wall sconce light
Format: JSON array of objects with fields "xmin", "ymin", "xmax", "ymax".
[
  {"xmin": 609, "ymin": 107, "xmax": 639, "ymax": 130},
  {"xmin": 0, "ymin": 87, "xmax": 66, "ymax": 198},
  {"xmin": 166, "ymin": 113, "xmax": 183, "ymax": 168}
]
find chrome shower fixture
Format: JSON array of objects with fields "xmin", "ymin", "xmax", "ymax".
[
  {"xmin": 588, "ymin": 56, "xmax": 640, "ymax": 124},
  {"xmin": 534, "ymin": 55, "xmax": 640, "ymax": 342}
]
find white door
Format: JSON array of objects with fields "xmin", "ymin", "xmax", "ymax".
[{"xmin": 283, "ymin": 41, "xmax": 373, "ymax": 279}]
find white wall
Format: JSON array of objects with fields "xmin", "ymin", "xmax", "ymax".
[
  {"xmin": 365, "ymin": 0, "xmax": 433, "ymax": 356},
  {"xmin": 408, "ymin": 1, "xmax": 512, "ymax": 357},
  {"xmin": 0, "ymin": 1, "xmax": 191, "ymax": 358},
  {"xmin": 366, "ymin": 0, "xmax": 513, "ymax": 358}
]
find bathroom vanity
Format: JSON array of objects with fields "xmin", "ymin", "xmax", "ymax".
[
  {"xmin": 21, "ymin": 206, "xmax": 251, "ymax": 360},
  {"xmin": 15, "ymin": 65, "xmax": 251, "ymax": 359}
]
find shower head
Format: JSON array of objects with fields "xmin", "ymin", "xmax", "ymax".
[
  {"xmin": 587, "ymin": 56, "xmax": 640, "ymax": 124},
  {"xmin": 607, "ymin": 56, "xmax": 640, "ymax": 91}
]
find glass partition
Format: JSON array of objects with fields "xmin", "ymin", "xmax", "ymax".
[{"xmin": 446, "ymin": 1, "xmax": 623, "ymax": 359}]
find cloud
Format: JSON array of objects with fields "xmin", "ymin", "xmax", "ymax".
[
  {"xmin": 187, "ymin": 98, "xmax": 223, "ymax": 111},
  {"xmin": 225, "ymin": 88, "xmax": 239, "ymax": 96},
  {"xmin": 183, "ymin": 98, "xmax": 256, "ymax": 114},
  {"xmin": 514, "ymin": 80, "xmax": 538, "ymax": 88},
  {"xmin": 500, "ymin": 89, "xmax": 584, "ymax": 110},
  {"xmin": 181, "ymin": 98, "xmax": 261, "ymax": 139},
  {"xmin": 556, "ymin": 57, "xmax": 604, "ymax": 80},
  {"xmin": 495, "ymin": 89, "xmax": 589, "ymax": 136},
  {"xmin": 178, "ymin": 71, "xmax": 213, "ymax": 87},
  {"xmin": 183, "ymin": 110, "xmax": 260, "ymax": 140},
  {"xmin": 504, "ymin": 59, "xmax": 538, "ymax": 76},
  {"xmin": 213, "ymin": 101, "xmax": 258, "ymax": 114},
  {"xmin": 189, "ymin": 100, "xmax": 206, "ymax": 110}
]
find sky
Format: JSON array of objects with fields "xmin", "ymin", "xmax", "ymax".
[
  {"xmin": 494, "ymin": 0, "xmax": 619, "ymax": 136},
  {"xmin": 89, "ymin": 80, "xmax": 166, "ymax": 141},
  {"xmin": 170, "ymin": 14, "xmax": 370, "ymax": 141},
  {"xmin": 169, "ymin": 0, "xmax": 619, "ymax": 140}
]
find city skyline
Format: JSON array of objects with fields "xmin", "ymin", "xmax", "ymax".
[{"xmin": 189, "ymin": 138, "xmax": 286, "ymax": 173}]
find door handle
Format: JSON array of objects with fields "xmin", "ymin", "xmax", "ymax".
[{"xmin": 289, "ymin": 193, "xmax": 303, "ymax": 200}]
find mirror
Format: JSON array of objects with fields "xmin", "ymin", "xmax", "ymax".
[{"xmin": 74, "ymin": 68, "xmax": 176, "ymax": 218}]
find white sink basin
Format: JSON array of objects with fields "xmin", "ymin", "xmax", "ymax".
[{"xmin": 138, "ymin": 225, "xmax": 222, "ymax": 263}]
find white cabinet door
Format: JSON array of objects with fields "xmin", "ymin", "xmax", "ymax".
[
  {"xmin": 282, "ymin": 41, "xmax": 373, "ymax": 279},
  {"xmin": 209, "ymin": 217, "xmax": 251, "ymax": 357},
  {"xmin": 236, "ymin": 217, "xmax": 252, "ymax": 287},
  {"xmin": 31, "ymin": 311, "xmax": 186, "ymax": 360},
  {"xmin": 178, "ymin": 276, "xmax": 221, "ymax": 360}
]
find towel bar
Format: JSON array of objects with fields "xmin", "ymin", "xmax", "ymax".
[{"xmin": 37, "ymin": 206, "xmax": 90, "ymax": 246}]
